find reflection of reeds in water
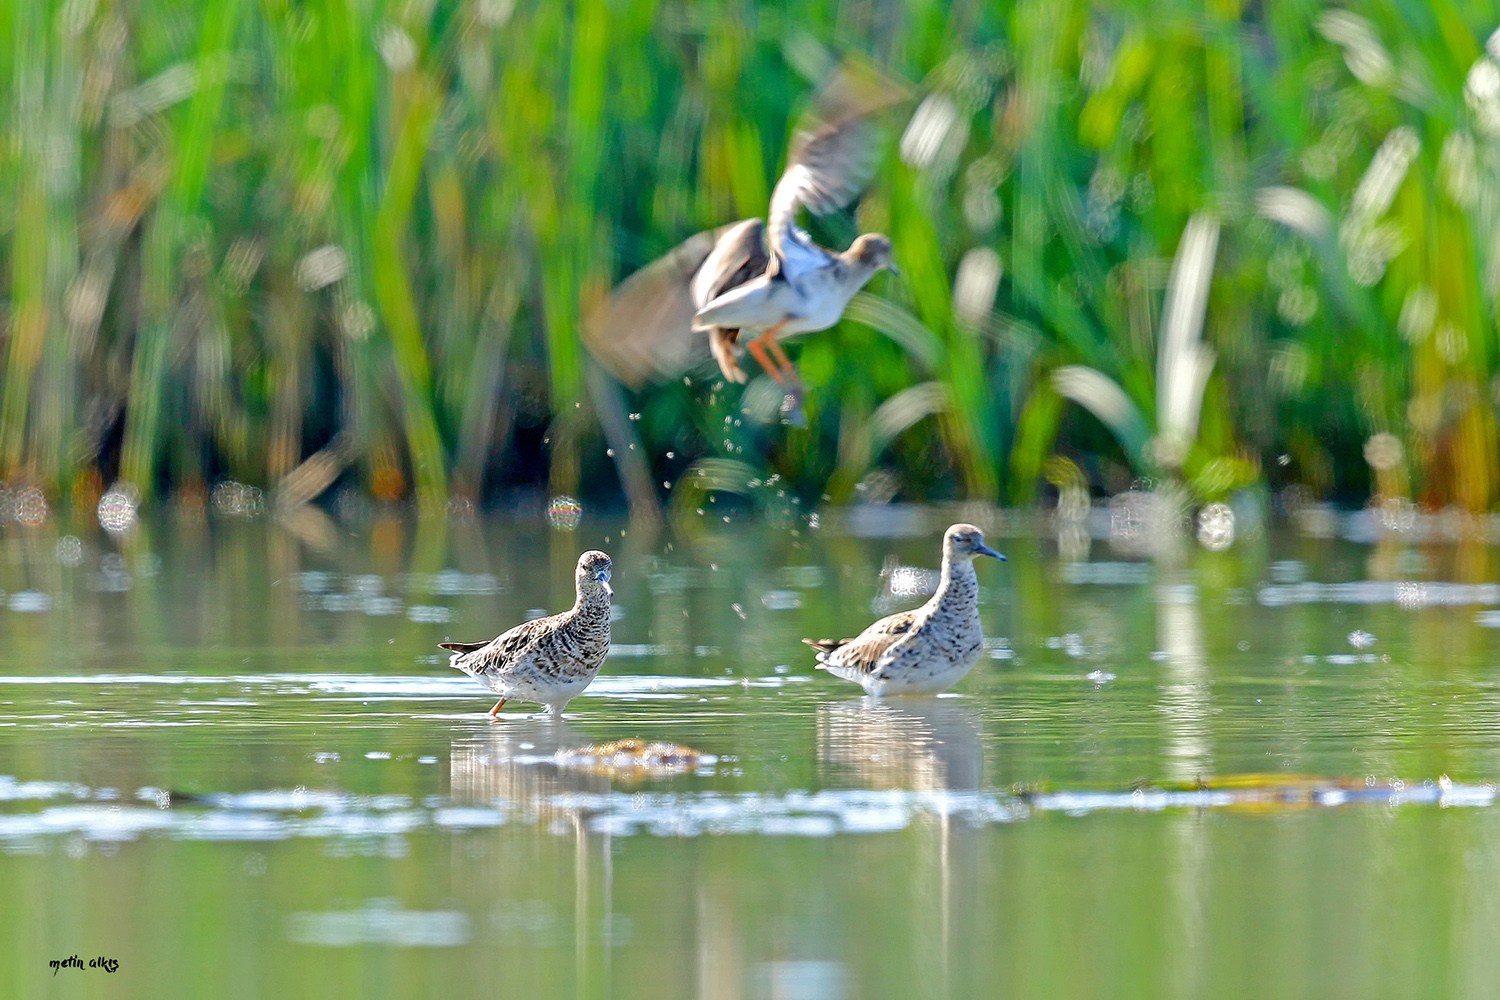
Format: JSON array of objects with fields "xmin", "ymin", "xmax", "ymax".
[
  {"xmin": 449, "ymin": 718, "xmax": 619, "ymax": 993},
  {"xmin": 816, "ymin": 698, "xmax": 983, "ymax": 792},
  {"xmin": 818, "ymin": 696, "xmax": 984, "ymax": 998},
  {"xmin": 1156, "ymin": 589, "xmax": 1212, "ymax": 786}
]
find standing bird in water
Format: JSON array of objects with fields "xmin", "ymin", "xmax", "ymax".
[
  {"xmin": 440, "ymin": 551, "xmax": 613, "ymax": 717},
  {"xmin": 585, "ymin": 61, "xmax": 907, "ymax": 424},
  {"xmin": 803, "ymin": 524, "xmax": 1005, "ymax": 697}
]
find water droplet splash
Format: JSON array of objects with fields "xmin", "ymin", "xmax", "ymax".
[
  {"xmin": 546, "ymin": 496, "xmax": 582, "ymax": 531},
  {"xmin": 97, "ymin": 484, "xmax": 140, "ymax": 533}
]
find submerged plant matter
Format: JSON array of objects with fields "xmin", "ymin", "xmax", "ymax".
[{"xmin": 0, "ymin": 1, "xmax": 1498, "ymax": 516}]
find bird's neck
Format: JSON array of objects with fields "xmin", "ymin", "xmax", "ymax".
[
  {"xmin": 929, "ymin": 554, "xmax": 978, "ymax": 612},
  {"xmin": 573, "ymin": 583, "xmax": 610, "ymax": 615},
  {"xmin": 835, "ymin": 249, "xmax": 881, "ymax": 285}
]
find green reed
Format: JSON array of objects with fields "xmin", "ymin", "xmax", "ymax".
[{"xmin": 0, "ymin": 0, "xmax": 1497, "ymax": 517}]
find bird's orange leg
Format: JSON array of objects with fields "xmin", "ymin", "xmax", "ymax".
[
  {"xmin": 488, "ymin": 699, "xmax": 507, "ymax": 718},
  {"xmin": 764, "ymin": 337, "xmax": 804, "ymax": 400},
  {"xmin": 745, "ymin": 322, "xmax": 790, "ymax": 383}
]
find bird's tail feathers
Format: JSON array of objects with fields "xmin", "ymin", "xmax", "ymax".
[{"xmin": 439, "ymin": 641, "xmax": 488, "ymax": 658}]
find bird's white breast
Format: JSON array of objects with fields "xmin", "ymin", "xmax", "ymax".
[{"xmin": 787, "ymin": 267, "xmax": 860, "ymax": 334}]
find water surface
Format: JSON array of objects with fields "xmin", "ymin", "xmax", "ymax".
[{"xmin": 3, "ymin": 508, "xmax": 1500, "ymax": 998}]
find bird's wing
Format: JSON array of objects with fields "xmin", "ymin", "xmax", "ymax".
[
  {"xmin": 766, "ymin": 61, "xmax": 909, "ymax": 277},
  {"xmin": 691, "ymin": 218, "xmax": 769, "ymax": 311},
  {"xmin": 451, "ymin": 615, "xmax": 561, "ymax": 676},
  {"xmin": 811, "ymin": 608, "xmax": 920, "ymax": 675},
  {"xmin": 584, "ymin": 221, "xmax": 767, "ymax": 386}
]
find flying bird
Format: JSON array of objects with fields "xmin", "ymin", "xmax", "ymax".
[{"xmin": 585, "ymin": 60, "xmax": 907, "ymax": 423}]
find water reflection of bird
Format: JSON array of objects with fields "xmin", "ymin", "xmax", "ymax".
[
  {"xmin": 450, "ymin": 718, "xmax": 609, "ymax": 815},
  {"xmin": 817, "ymin": 697, "xmax": 984, "ymax": 791},
  {"xmin": 804, "ymin": 524, "xmax": 1004, "ymax": 696},
  {"xmin": 440, "ymin": 551, "xmax": 612, "ymax": 717},
  {"xmin": 449, "ymin": 721, "xmax": 709, "ymax": 817},
  {"xmin": 584, "ymin": 61, "xmax": 906, "ymax": 423}
]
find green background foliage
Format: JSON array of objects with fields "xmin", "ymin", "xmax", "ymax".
[{"xmin": 2, "ymin": 0, "xmax": 1498, "ymax": 516}]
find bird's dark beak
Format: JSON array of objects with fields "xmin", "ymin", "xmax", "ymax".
[
  {"xmin": 595, "ymin": 569, "xmax": 613, "ymax": 595},
  {"xmin": 885, "ymin": 260, "xmax": 901, "ymax": 277},
  {"xmin": 976, "ymin": 544, "xmax": 1005, "ymax": 561}
]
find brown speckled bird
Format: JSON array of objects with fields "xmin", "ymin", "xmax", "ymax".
[
  {"xmin": 440, "ymin": 551, "xmax": 612, "ymax": 717},
  {"xmin": 803, "ymin": 525, "xmax": 1004, "ymax": 697}
]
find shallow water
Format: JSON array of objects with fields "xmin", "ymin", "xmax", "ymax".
[{"xmin": 4, "ymin": 508, "xmax": 1500, "ymax": 998}]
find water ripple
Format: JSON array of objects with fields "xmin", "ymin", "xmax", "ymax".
[{"xmin": 0, "ymin": 775, "xmax": 1489, "ymax": 849}]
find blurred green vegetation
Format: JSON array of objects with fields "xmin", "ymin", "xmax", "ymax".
[{"xmin": 2, "ymin": 0, "xmax": 1499, "ymax": 518}]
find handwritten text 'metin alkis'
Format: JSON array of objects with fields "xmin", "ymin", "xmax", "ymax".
[{"xmin": 50, "ymin": 955, "xmax": 119, "ymax": 975}]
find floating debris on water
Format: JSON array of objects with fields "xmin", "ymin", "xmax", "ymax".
[
  {"xmin": 550, "ymin": 740, "xmax": 716, "ymax": 779},
  {"xmin": 1086, "ymin": 670, "xmax": 1116, "ymax": 684},
  {"xmin": 1347, "ymin": 629, "xmax": 1376, "ymax": 648}
]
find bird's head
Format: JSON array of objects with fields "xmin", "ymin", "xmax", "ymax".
[
  {"xmin": 849, "ymin": 233, "xmax": 898, "ymax": 276},
  {"xmin": 576, "ymin": 550, "xmax": 613, "ymax": 597},
  {"xmin": 943, "ymin": 523, "xmax": 1005, "ymax": 562}
]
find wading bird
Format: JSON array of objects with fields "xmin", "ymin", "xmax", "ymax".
[
  {"xmin": 440, "ymin": 551, "xmax": 613, "ymax": 717},
  {"xmin": 804, "ymin": 524, "xmax": 1004, "ymax": 697}
]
